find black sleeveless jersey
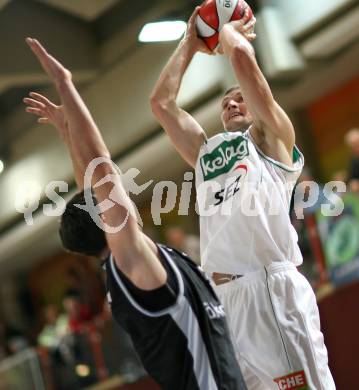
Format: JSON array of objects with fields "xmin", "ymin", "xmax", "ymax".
[{"xmin": 104, "ymin": 244, "xmax": 246, "ymax": 390}]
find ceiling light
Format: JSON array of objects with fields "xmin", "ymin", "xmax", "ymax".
[
  {"xmin": 0, "ymin": 160, "xmax": 4, "ymax": 174},
  {"xmin": 139, "ymin": 21, "xmax": 187, "ymax": 43}
]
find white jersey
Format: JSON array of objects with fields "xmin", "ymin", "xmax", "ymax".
[{"xmin": 195, "ymin": 129, "xmax": 304, "ymax": 275}]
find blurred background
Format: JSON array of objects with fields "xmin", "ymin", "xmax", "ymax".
[{"xmin": 0, "ymin": 0, "xmax": 358, "ymax": 389}]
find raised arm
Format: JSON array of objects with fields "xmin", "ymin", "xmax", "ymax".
[
  {"xmin": 150, "ymin": 8, "xmax": 208, "ymax": 168},
  {"xmin": 219, "ymin": 19, "xmax": 295, "ymax": 165},
  {"xmin": 26, "ymin": 38, "xmax": 166, "ymax": 290},
  {"xmin": 23, "ymin": 93, "xmax": 84, "ymax": 190}
]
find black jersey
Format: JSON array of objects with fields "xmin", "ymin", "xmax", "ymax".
[{"xmin": 104, "ymin": 244, "xmax": 246, "ymax": 390}]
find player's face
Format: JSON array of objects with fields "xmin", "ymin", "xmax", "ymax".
[{"xmin": 221, "ymin": 89, "xmax": 252, "ymax": 132}]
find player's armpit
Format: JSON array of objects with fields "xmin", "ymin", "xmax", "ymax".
[{"xmin": 251, "ymin": 128, "xmax": 295, "ymax": 168}]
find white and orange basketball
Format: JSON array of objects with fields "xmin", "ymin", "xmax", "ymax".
[{"xmin": 196, "ymin": 0, "xmax": 253, "ymax": 51}]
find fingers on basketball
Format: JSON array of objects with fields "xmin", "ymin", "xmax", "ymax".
[
  {"xmin": 245, "ymin": 33, "xmax": 257, "ymax": 41},
  {"xmin": 189, "ymin": 6, "xmax": 200, "ymax": 25},
  {"xmin": 243, "ymin": 18, "xmax": 256, "ymax": 33}
]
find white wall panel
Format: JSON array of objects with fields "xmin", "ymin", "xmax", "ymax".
[{"xmin": 273, "ymin": 0, "xmax": 355, "ymax": 38}]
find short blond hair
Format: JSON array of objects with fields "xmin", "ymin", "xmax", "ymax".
[{"xmin": 223, "ymin": 86, "xmax": 241, "ymax": 97}]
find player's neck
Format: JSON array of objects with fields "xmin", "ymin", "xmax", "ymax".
[{"xmin": 224, "ymin": 124, "xmax": 250, "ymax": 133}]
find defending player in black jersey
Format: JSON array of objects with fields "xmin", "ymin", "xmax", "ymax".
[{"xmin": 24, "ymin": 38, "xmax": 246, "ymax": 390}]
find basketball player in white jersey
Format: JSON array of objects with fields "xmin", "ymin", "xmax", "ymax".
[{"xmin": 150, "ymin": 6, "xmax": 335, "ymax": 390}]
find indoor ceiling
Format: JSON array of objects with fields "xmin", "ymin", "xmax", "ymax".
[
  {"xmin": 0, "ymin": 0, "xmax": 214, "ymax": 162},
  {"xmin": 0, "ymin": 0, "xmax": 356, "ymax": 165}
]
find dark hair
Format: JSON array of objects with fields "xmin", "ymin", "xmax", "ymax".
[
  {"xmin": 223, "ymin": 86, "xmax": 241, "ymax": 97},
  {"xmin": 59, "ymin": 190, "xmax": 107, "ymax": 257}
]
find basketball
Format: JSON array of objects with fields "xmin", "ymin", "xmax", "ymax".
[{"xmin": 196, "ymin": 0, "xmax": 253, "ymax": 51}]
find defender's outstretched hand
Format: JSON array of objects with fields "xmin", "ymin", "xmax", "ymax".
[
  {"xmin": 25, "ymin": 36, "xmax": 96, "ymax": 141},
  {"xmin": 26, "ymin": 38, "xmax": 71, "ymax": 85},
  {"xmin": 24, "ymin": 92, "xmax": 68, "ymax": 138}
]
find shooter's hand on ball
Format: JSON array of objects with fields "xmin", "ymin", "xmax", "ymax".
[
  {"xmin": 23, "ymin": 93, "xmax": 68, "ymax": 140},
  {"xmin": 229, "ymin": 7, "xmax": 257, "ymax": 41},
  {"xmin": 217, "ymin": 9, "xmax": 256, "ymax": 55},
  {"xmin": 184, "ymin": 7, "xmax": 213, "ymax": 55}
]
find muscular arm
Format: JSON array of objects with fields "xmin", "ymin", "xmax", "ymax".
[
  {"xmin": 64, "ymin": 128, "xmax": 85, "ymax": 190},
  {"xmin": 61, "ymin": 84, "xmax": 165, "ymax": 289},
  {"xmin": 27, "ymin": 38, "xmax": 166, "ymax": 290},
  {"xmin": 150, "ymin": 9, "xmax": 207, "ymax": 168},
  {"xmin": 219, "ymin": 23, "xmax": 295, "ymax": 165}
]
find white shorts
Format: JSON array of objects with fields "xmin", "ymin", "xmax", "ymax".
[{"xmin": 214, "ymin": 261, "xmax": 336, "ymax": 390}]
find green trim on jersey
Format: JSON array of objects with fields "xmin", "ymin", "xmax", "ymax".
[
  {"xmin": 200, "ymin": 136, "xmax": 249, "ymax": 181},
  {"xmin": 254, "ymin": 144, "xmax": 304, "ymax": 173},
  {"xmin": 293, "ymin": 147, "xmax": 301, "ymax": 164}
]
